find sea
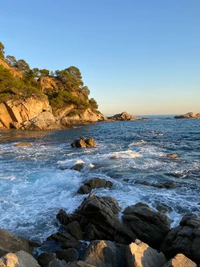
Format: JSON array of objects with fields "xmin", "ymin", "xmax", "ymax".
[{"xmin": 0, "ymin": 116, "xmax": 200, "ymax": 242}]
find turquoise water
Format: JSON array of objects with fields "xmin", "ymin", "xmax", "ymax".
[{"xmin": 0, "ymin": 116, "xmax": 200, "ymax": 241}]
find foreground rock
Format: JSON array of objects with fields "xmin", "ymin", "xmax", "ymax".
[
  {"xmin": 163, "ymin": 253, "xmax": 197, "ymax": 267},
  {"xmin": 175, "ymin": 112, "xmax": 200, "ymax": 119},
  {"xmin": 161, "ymin": 213, "xmax": 200, "ymax": 264},
  {"xmin": 123, "ymin": 202, "xmax": 170, "ymax": 249},
  {"xmin": 129, "ymin": 239, "xmax": 167, "ymax": 267},
  {"xmin": 57, "ymin": 195, "xmax": 136, "ymax": 245},
  {"xmin": 71, "ymin": 137, "xmax": 96, "ymax": 148},
  {"xmin": 77, "ymin": 178, "xmax": 113, "ymax": 194},
  {"xmin": 0, "ymin": 250, "xmax": 41, "ymax": 267},
  {"xmin": 0, "ymin": 229, "xmax": 33, "ymax": 257},
  {"xmin": 107, "ymin": 111, "xmax": 146, "ymax": 121},
  {"xmin": 83, "ymin": 240, "xmax": 131, "ymax": 267}
]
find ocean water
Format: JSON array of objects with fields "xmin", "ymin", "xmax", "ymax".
[{"xmin": 0, "ymin": 116, "xmax": 200, "ymax": 241}]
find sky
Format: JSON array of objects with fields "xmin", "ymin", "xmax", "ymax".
[{"xmin": 0, "ymin": 0, "xmax": 199, "ymax": 115}]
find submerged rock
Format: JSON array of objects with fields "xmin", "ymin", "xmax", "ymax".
[
  {"xmin": 77, "ymin": 178, "xmax": 113, "ymax": 194},
  {"xmin": 14, "ymin": 142, "xmax": 33, "ymax": 147},
  {"xmin": 166, "ymin": 153, "xmax": 179, "ymax": 159}
]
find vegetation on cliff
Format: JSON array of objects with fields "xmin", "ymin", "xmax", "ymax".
[{"xmin": 0, "ymin": 42, "xmax": 98, "ymax": 114}]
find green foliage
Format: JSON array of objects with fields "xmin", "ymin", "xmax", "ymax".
[
  {"xmin": 89, "ymin": 98, "xmax": 98, "ymax": 110},
  {"xmin": 0, "ymin": 42, "xmax": 99, "ymax": 113},
  {"xmin": 0, "ymin": 42, "xmax": 5, "ymax": 58}
]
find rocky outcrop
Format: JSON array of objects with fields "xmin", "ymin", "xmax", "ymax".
[
  {"xmin": 129, "ymin": 239, "xmax": 167, "ymax": 267},
  {"xmin": 77, "ymin": 178, "xmax": 113, "ymax": 194},
  {"xmin": 166, "ymin": 153, "xmax": 178, "ymax": 159},
  {"xmin": 107, "ymin": 111, "xmax": 146, "ymax": 121},
  {"xmin": 0, "ymin": 250, "xmax": 41, "ymax": 267},
  {"xmin": 71, "ymin": 137, "xmax": 96, "ymax": 148},
  {"xmin": 0, "ymin": 96, "xmax": 52, "ymax": 129},
  {"xmin": 163, "ymin": 253, "xmax": 197, "ymax": 267},
  {"xmin": 161, "ymin": 213, "xmax": 200, "ymax": 264},
  {"xmin": 175, "ymin": 112, "xmax": 200, "ymax": 119},
  {"xmin": 122, "ymin": 202, "xmax": 170, "ymax": 249},
  {"xmin": 20, "ymin": 111, "xmax": 61, "ymax": 130},
  {"xmin": 0, "ymin": 229, "xmax": 33, "ymax": 257}
]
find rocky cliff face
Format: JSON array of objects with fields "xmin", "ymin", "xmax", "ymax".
[{"xmin": 0, "ymin": 96, "xmax": 105, "ymax": 130}]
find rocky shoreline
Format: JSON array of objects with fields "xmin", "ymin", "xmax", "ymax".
[{"xmin": 0, "ymin": 192, "xmax": 198, "ymax": 267}]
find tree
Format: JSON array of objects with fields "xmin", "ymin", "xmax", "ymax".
[
  {"xmin": 6, "ymin": 55, "xmax": 17, "ymax": 67},
  {"xmin": 0, "ymin": 42, "xmax": 5, "ymax": 58},
  {"xmin": 82, "ymin": 86, "xmax": 90, "ymax": 96},
  {"xmin": 66, "ymin": 66, "xmax": 82, "ymax": 80},
  {"xmin": 89, "ymin": 98, "xmax": 98, "ymax": 109},
  {"xmin": 40, "ymin": 69, "xmax": 49, "ymax": 76},
  {"xmin": 15, "ymin": 59, "xmax": 30, "ymax": 73}
]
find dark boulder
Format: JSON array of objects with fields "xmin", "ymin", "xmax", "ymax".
[
  {"xmin": 48, "ymin": 232, "xmax": 82, "ymax": 250},
  {"xmin": 71, "ymin": 137, "xmax": 96, "ymax": 148},
  {"xmin": 37, "ymin": 252, "xmax": 56, "ymax": 267},
  {"xmin": 70, "ymin": 163, "xmax": 84, "ymax": 172},
  {"xmin": 78, "ymin": 195, "xmax": 136, "ymax": 244},
  {"xmin": 161, "ymin": 213, "xmax": 200, "ymax": 264},
  {"xmin": 77, "ymin": 178, "xmax": 113, "ymax": 194},
  {"xmin": 56, "ymin": 248, "xmax": 79, "ymax": 263},
  {"xmin": 122, "ymin": 202, "xmax": 170, "ymax": 249}
]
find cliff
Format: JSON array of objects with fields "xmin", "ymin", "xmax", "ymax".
[{"xmin": 0, "ymin": 45, "xmax": 104, "ymax": 130}]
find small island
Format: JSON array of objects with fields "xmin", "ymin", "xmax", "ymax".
[{"xmin": 175, "ymin": 112, "xmax": 200, "ymax": 119}]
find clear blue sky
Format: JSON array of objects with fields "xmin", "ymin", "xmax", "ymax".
[{"xmin": 1, "ymin": 0, "xmax": 199, "ymax": 115}]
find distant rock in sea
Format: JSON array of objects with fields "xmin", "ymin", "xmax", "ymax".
[
  {"xmin": 175, "ymin": 112, "xmax": 200, "ymax": 119},
  {"xmin": 107, "ymin": 111, "xmax": 147, "ymax": 121}
]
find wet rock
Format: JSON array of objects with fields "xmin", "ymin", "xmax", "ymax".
[
  {"xmin": 122, "ymin": 202, "xmax": 170, "ymax": 249},
  {"xmin": 0, "ymin": 250, "xmax": 41, "ymax": 267},
  {"xmin": 77, "ymin": 178, "xmax": 113, "ymax": 194},
  {"xmin": 78, "ymin": 195, "xmax": 136, "ymax": 244},
  {"xmin": 56, "ymin": 210, "xmax": 80, "ymax": 226},
  {"xmin": 166, "ymin": 153, "xmax": 178, "ymax": 159},
  {"xmin": 128, "ymin": 239, "xmax": 167, "ymax": 267},
  {"xmin": 156, "ymin": 203, "xmax": 172, "ymax": 213},
  {"xmin": 163, "ymin": 253, "xmax": 197, "ymax": 267},
  {"xmin": 65, "ymin": 221, "xmax": 83, "ymax": 240},
  {"xmin": 71, "ymin": 137, "xmax": 96, "ymax": 148},
  {"xmin": 70, "ymin": 164, "xmax": 84, "ymax": 172},
  {"xmin": 83, "ymin": 240, "xmax": 131, "ymax": 267},
  {"xmin": 66, "ymin": 261, "xmax": 96, "ymax": 267},
  {"xmin": 14, "ymin": 142, "xmax": 33, "ymax": 147},
  {"xmin": 0, "ymin": 229, "xmax": 33, "ymax": 256},
  {"xmin": 56, "ymin": 248, "xmax": 79, "ymax": 263},
  {"xmin": 37, "ymin": 252, "xmax": 56, "ymax": 267},
  {"xmin": 161, "ymin": 213, "xmax": 200, "ymax": 264},
  {"xmin": 154, "ymin": 181, "xmax": 176, "ymax": 189},
  {"xmin": 49, "ymin": 258, "xmax": 67, "ymax": 267},
  {"xmin": 48, "ymin": 232, "xmax": 82, "ymax": 249}
]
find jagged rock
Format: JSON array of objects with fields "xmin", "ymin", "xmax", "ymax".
[
  {"xmin": 49, "ymin": 258, "xmax": 67, "ymax": 267},
  {"xmin": 0, "ymin": 229, "xmax": 33, "ymax": 257},
  {"xmin": 166, "ymin": 154, "xmax": 178, "ymax": 159},
  {"xmin": 163, "ymin": 253, "xmax": 197, "ymax": 267},
  {"xmin": 175, "ymin": 112, "xmax": 200, "ymax": 119},
  {"xmin": 66, "ymin": 261, "xmax": 96, "ymax": 267},
  {"xmin": 77, "ymin": 178, "xmax": 113, "ymax": 194},
  {"xmin": 128, "ymin": 239, "xmax": 167, "ymax": 267},
  {"xmin": 56, "ymin": 210, "xmax": 80, "ymax": 226},
  {"xmin": 64, "ymin": 221, "xmax": 83, "ymax": 240},
  {"xmin": 107, "ymin": 111, "xmax": 137, "ymax": 121},
  {"xmin": 83, "ymin": 240, "xmax": 131, "ymax": 267},
  {"xmin": 70, "ymin": 164, "xmax": 84, "ymax": 172},
  {"xmin": 78, "ymin": 195, "xmax": 136, "ymax": 244},
  {"xmin": 122, "ymin": 202, "xmax": 170, "ymax": 249},
  {"xmin": 20, "ymin": 111, "xmax": 61, "ymax": 130},
  {"xmin": 48, "ymin": 232, "xmax": 82, "ymax": 250},
  {"xmin": 56, "ymin": 248, "xmax": 79, "ymax": 263},
  {"xmin": 161, "ymin": 213, "xmax": 200, "ymax": 264},
  {"xmin": 65, "ymin": 108, "xmax": 105, "ymax": 124},
  {"xmin": 0, "ymin": 250, "xmax": 41, "ymax": 267},
  {"xmin": 14, "ymin": 142, "xmax": 33, "ymax": 147},
  {"xmin": 71, "ymin": 137, "xmax": 96, "ymax": 148},
  {"xmin": 37, "ymin": 253, "xmax": 56, "ymax": 267}
]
